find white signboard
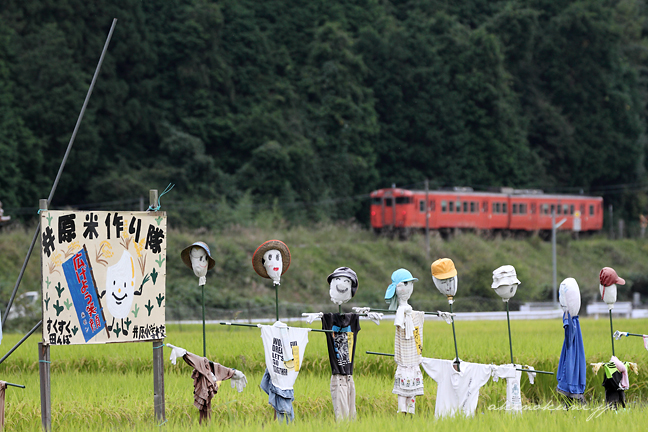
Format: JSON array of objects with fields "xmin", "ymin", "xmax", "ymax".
[{"xmin": 40, "ymin": 211, "xmax": 166, "ymax": 345}]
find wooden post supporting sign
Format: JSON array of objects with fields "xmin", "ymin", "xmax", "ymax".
[{"xmin": 150, "ymin": 189, "xmax": 166, "ymax": 422}]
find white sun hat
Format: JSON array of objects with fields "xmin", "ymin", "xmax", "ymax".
[{"xmin": 491, "ymin": 265, "xmax": 521, "ymax": 288}]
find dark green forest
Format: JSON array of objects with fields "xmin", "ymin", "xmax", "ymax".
[{"xmin": 1, "ymin": 0, "xmax": 647, "ymax": 228}]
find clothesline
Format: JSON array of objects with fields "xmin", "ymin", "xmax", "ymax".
[
  {"xmin": 219, "ymin": 322, "xmax": 335, "ymax": 333},
  {"xmin": 365, "ymin": 351, "xmax": 554, "ymax": 375}
]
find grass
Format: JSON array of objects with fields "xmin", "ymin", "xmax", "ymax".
[{"xmin": 0, "ymin": 318, "xmax": 648, "ymax": 430}]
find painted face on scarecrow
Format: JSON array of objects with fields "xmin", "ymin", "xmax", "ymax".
[
  {"xmin": 190, "ymin": 246, "xmax": 208, "ymax": 278},
  {"xmin": 396, "ymin": 280, "xmax": 414, "ymax": 305},
  {"xmin": 105, "ymin": 251, "xmax": 136, "ymax": 319},
  {"xmin": 263, "ymin": 249, "xmax": 283, "ymax": 284},
  {"xmin": 329, "ymin": 276, "xmax": 353, "ymax": 305},
  {"xmin": 433, "ymin": 276, "xmax": 457, "ymax": 297}
]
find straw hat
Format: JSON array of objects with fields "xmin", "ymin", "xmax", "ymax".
[
  {"xmin": 431, "ymin": 258, "xmax": 457, "ymax": 280},
  {"xmin": 252, "ymin": 240, "xmax": 291, "ymax": 279},
  {"xmin": 180, "ymin": 241, "xmax": 216, "ymax": 271}
]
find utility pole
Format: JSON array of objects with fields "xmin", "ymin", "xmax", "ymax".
[{"xmin": 552, "ymin": 210, "xmax": 567, "ymax": 304}]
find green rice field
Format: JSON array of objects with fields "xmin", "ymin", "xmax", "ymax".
[{"xmin": 1, "ymin": 317, "xmax": 648, "ymax": 431}]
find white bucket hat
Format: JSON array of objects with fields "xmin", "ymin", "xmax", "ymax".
[{"xmin": 491, "ymin": 265, "xmax": 521, "ymax": 288}]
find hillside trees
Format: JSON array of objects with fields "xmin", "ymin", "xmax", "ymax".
[{"xmin": 0, "ymin": 0, "xmax": 646, "ymax": 226}]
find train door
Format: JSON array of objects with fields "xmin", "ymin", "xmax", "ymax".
[{"xmin": 382, "ymin": 194, "xmax": 394, "ymax": 227}]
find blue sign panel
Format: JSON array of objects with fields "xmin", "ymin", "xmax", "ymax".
[{"xmin": 62, "ymin": 247, "xmax": 106, "ymax": 342}]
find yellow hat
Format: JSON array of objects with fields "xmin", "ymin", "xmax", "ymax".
[{"xmin": 431, "ymin": 258, "xmax": 457, "ymax": 280}]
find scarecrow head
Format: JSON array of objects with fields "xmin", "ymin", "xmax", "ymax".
[
  {"xmin": 491, "ymin": 265, "xmax": 520, "ymax": 302},
  {"xmin": 559, "ymin": 277, "xmax": 581, "ymax": 318},
  {"xmin": 599, "ymin": 267, "xmax": 625, "ymax": 308},
  {"xmin": 252, "ymin": 240, "xmax": 291, "ymax": 285},
  {"xmin": 431, "ymin": 258, "xmax": 458, "ymax": 301},
  {"xmin": 181, "ymin": 241, "xmax": 216, "ymax": 286},
  {"xmin": 385, "ymin": 268, "xmax": 418, "ymax": 310},
  {"xmin": 327, "ymin": 267, "xmax": 358, "ymax": 305}
]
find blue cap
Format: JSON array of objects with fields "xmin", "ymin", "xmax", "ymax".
[{"xmin": 385, "ymin": 268, "xmax": 418, "ymax": 301}]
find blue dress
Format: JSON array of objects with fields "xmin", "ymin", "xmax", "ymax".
[{"xmin": 556, "ymin": 313, "xmax": 586, "ymax": 398}]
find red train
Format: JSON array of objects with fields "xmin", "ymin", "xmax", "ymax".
[{"xmin": 370, "ymin": 187, "xmax": 604, "ymax": 234}]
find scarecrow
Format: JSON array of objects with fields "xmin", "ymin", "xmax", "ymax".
[
  {"xmin": 490, "ymin": 265, "xmax": 538, "ymax": 413},
  {"xmin": 180, "ymin": 241, "xmax": 216, "ymax": 356},
  {"xmin": 556, "ymin": 277, "xmax": 586, "ymax": 405},
  {"xmin": 431, "ymin": 258, "xmax": 461, "ymax": 370},
  {"xmin": 302, "ymin": 267, "xmax": 383, "ymax": 420},
  {"xmin": 384, "ymin": 268, "xmax": 424, "ymax": 414},
  {"xmin": 590, "ymin": 267, "xmax": 638, "ymax": 409},
  {"xmin": 166, "ymin": 343, "xmax": 247, "ymax": 424},
  {"xmin": 250, "ymin": 240, "xmax": 312, "ymax": 423}
]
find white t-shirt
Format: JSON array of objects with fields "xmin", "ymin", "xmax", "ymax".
[
  {"xmin": 260, "ymin": 323, "xmax": 310, "ymax": 391},
  {"xmin": 492, "ymin": 364, "xmax": 520, "ymax": 412},
  {"xmin": 420, "ymin": 358, "xmax": 502, "ymax": 418}
]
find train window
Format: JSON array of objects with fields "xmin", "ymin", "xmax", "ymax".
[
  {"xmin": 590, "ymin": 205, "xmax": 594, "ymax": 216},
  {"xmin": 531, "ymin": 203, "xmax": 536, "ymax": 214},
  {"xmin": 471, "ymin": 202, "xmax": 477, "ymax": 213},
  {"xmin": 419, "ymin": 201, "xmax": 425, "ymax": 212},
  {"xmin": 520, "ymin": 204, "xmax": 527, "ymax": 214},
  {"xmin": 463, "ymin": 202, "xmax": 468, "ymax": 213},
  {"xmin": 542, "ymin": 204, "xmax": 549, "ymax": 215},
  {"xmin": 557, "ymin": 205, "xmax": 561, "ymax": 215},
  {"xmin": 550, "ymin": 204, "xmax": 555, "ymax": 215},
  {"xmin": 512, "ymin": 203, "xmax": 518, "ymax": 214},
  {"xmin": 502, "ymin": 203, "xmax": 507, "ymax": 213},
  {"xmin": 372, "ymin": 197, "xmax": 382, "ymax": 205},
  {"xmin": 482, "ymin": 201, "xmax": 488, "ymax": 212},
  {"xmin": 385, "ymin": 198, "xmax": 393, "ymax": 207},
  {"xmin": 449, "ymin": 201, "xmax": 454, "ymax": 212},
  {"xmin": 570, "ymin": 205, "xmax": 574, "ymax": 215},
  {"xmin": 431, "ymin": 200, "xmax": 435, "ymax": 211},
  {"xmin": 494, "ymin": 202, "xmax": 501, "ymax": 213},
  {"xmin": 563, "ymin": 205, "xmax": 569, "ymax": 215},
  {"xmin": 395, "ymin": 197, "xmax": 411, "ymax": 204},
  {"xmin": 441, "ymin": 201, "xmax": 447, "ymax": 212},
  {"xmin": 456, "ymin": 201, "xmax": 462, "ymax": 213}
]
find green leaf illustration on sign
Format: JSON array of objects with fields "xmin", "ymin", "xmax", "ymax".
[
  {"xmin": 112, "ymin": 322, "xmax": 122, "ymax": 338},
  {"xmin": 155, "ymin": 216, "xmax": 163, "ymax": 226},
  {"xmin": 55, "ymin": 282, "xmax": 65, "ymax": 298},
  {"xmin": 124, "ymin": 317, "xmax": 132, "ymax": 331},
  {"xmin": 45, "ymin": 277, "xmax": 51, "ymax": 290},
  {"xmin": 156, "ymin": 293, "xmax": 164, "ymax": 307},
  {"xmin": 132, "ymin": 303, "xmax": 140, "ymax": 318},
  {"xmin": 71, "ymin": 326, "xmax": 78, "ymax": 336},
  {"xmin": 155, "ymin": 256, "xmax": 165, "ymax": 267},
  {"xmin": 53, "ymin": 300, "xmax": 64, "ymax": 316},
  {"xmin": 46, "ymin": 213, "xmax": 53, "ymax": 226},
  {"xmin": 44, "ymin": 293, "xmax": 50, "ymax": 311},
  {"xmin": 64, "ymin": 298, "xmax": 72, "ymax": 310},
  {"xmin": 150, "ymin": 268, "xmax": 158, "ymax": 285},
  {"xmin": 145, "ymin": 299, "xmax": 154, "ymax": 316}
]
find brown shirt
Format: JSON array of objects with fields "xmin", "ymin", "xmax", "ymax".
[{"xmin": 183, "ymin": 352, "xmax": 235, "ymax": 423}]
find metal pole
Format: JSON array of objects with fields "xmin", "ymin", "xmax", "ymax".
[
  {"xmin": 552, "ymin": 210, "xmax": 557, "ymax": 305},
  {"xmin": 2, "ymin": 18, "xmax": 118, "ymax": 328},
  {"xmin": 449, "ymin": 302, "xmax": 460, "ymax": 371},
  {"xmin": 38, "ymin": 198, "xmax": 51, "ymax": 432},
  {"xmin": 220, "ymin": 322, "xmax": 334, "ymax": 333},
  {"xmin": 425, "ymin": 179, "xmax": 430, "ymax": 260},
  {"xmin": 366, "ymin": 308, "xmax": 439, "ymax": 316},
  {"xmin": 365, "ymin": 351, "xmax": 554, "ymax": 374},
  {"xmin": 506, "ymin": 302, "xmax": 514, "ymax": 364},
  {"xmin": 38, "ymin": 342, "xmax": 51, "ymax": 431},
  {"xmin": 150, "ymin": 189, "xmax": 165, "ymax": 423},
  {"xmin": 0, "ymin": 320, "xmax": 42, "ymax": 366},
  {"xmin": 275, "ymin": 284, "xmax": 279, "ymax": 322},
  {"xmin": 609, "ymin": 309, "xmax": 615, "ymax": 357},
  {"xmin": 202, "ymin": 284, "xmax": 206, "ymax": 357}
]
